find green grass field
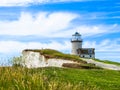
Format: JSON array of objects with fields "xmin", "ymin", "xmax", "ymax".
[{"xmin": 0, "ymin": 67, "xmax": 120, "ymax": 90}]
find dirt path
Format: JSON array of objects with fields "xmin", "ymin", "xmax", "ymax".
[{"xmin": 82, "ymin": 59, "xmax": 120, "ymax": 70}]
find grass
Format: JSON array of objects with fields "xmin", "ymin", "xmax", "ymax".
[
  {"xmin": 0, "ymin": 67, "xmax": 120, "ymax": 90},
  {"xmin": 93, "ymin": 58, "xmax": 120, "ymax": 66}
]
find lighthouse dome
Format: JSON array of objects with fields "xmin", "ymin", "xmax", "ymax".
[{"xmin": 74, "ymin": 32, "xmax": 81, "ymax": 36}]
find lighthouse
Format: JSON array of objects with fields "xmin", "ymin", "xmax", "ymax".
[
  {"xmin": 71, "ymin": 32, "xmax": 95, "ymax": 58},
  {"xmin": 71, "ymin": 32, "xmax": 82, "ymax": 55}
]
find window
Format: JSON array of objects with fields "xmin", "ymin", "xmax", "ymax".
[
  {"xmin": 83, "ymin": 55, "xmax": 84, "ymax": 58},
  {"xmin": 90, "ymin": 55, "xmax": 92, "ymax": 57},
  {"xmin": 88, "ymin": 49, "xmax": 92, "ymax": 54}
]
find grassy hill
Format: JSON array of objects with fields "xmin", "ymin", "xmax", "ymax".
[
  {"xmin": 8, "ymin": 49, "xmax": 120, "ymax": 90},
  {"xmin": 19, "ymin": 49, "xmax": 101, "ymax": 69}
]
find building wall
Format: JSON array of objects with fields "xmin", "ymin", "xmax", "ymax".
[
  {"xmin": 80, "ymin": 54, "xmax": 95, "ymax": 58},
  {"xmin": 76, "ymin": 48, "xmax": 95, "ymax": 58},
  {"xmin": 71, "ymin": 41, "xmax": 82, "ymax": 55}
]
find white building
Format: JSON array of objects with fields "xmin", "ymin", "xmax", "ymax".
[{"xmin": 71, "ymin": 32, "xmax": 95, "ymax": 58}]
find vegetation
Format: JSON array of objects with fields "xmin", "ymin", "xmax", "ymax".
[
  {"xmin": 12, "ymin": 56, "xmax": 23, "ymax": 67},
  {"xmin": 93, "ymin": 58, "xmax": 120, "ymax": 66},
  {"xmin": 8, "ymin": 49, "xmax": 120, "ymax": 90},
  {"xmin": 0, "ymin": 67, "xmax": 120, "ymax": 90}
]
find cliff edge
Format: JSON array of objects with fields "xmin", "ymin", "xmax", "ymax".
[{"xmin": 15, "ymin": 49, "xmax": 99, "ymax": 69}]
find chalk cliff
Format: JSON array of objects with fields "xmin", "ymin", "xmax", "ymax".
[{"xmin": 22, "ymin": 50, "xmax": 77, "ymax": 68}]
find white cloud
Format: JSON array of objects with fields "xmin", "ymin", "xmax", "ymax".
[
  {"xmin": 0, "ymin": 12, "xmax": 119, "ymax": 38},
  {"xmin": 0, "ymin": 0, "xmax": 88, "ymax": 6},
  {"xmin": 0, "ymin": 12, "xmax": 120, "ymax": 37},
  {"xmin": 0, "ymin": 12, "xmax": 78, "ymax": 37},
  {"xmin": 0, "ymin": 41, "xmax": 71, "ymax": 53},
  {"xmin": 0, "ymin": 0, "xmax": 32, "ymax": 6}
]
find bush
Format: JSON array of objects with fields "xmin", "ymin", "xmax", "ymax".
[{"xmin": 12, "ymin": 56, "xmax": 23, "ymax": 67}]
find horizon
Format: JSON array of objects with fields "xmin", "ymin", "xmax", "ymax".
[{"xmin": 0, "ymin": 0, "xmax": 120, "ymax": 64}]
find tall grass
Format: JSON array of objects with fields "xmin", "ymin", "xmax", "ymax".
[
  {"xmin": 0, "ymin": 67, "xmax": 100, "ymax": 90},
  {"xmin": 0, "ymin": 67, "xmax": 120, "ymax": 90}
]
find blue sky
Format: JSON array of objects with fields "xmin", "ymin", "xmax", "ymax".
[{"xmin": 0, "ymin": 0, "xmax": 120, "ymax": 64}]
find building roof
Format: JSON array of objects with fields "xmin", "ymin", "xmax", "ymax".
[
  {"xmin": 77, "ymin": 48, "xmax": 95, "ymax": 54},
  {"xmin": 72, "ymin": 32, "xmax": 81, "ymax": 36}
]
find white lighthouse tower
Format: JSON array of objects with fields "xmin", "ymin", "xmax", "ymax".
[{"xmin": 71, "ymin": 32, "xmax": 82, "ymax": 55}]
